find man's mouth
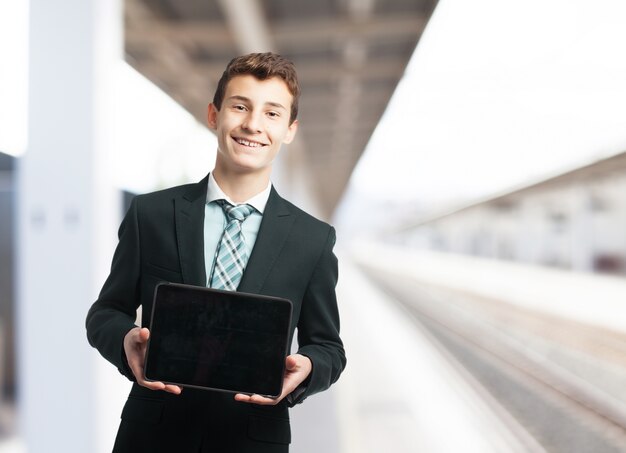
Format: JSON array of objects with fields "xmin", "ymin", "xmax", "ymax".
[{"xmin": 232, "ymin": 137, "xmax": 266, "ymax": 148}]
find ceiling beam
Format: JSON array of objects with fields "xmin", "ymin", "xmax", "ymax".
[
  {"xmin": 270, "ymin": 14, "xmax": 425, "ymax": 48},
  {"xmin": 216, "ymin": 0, "xmax": 273, "ymax": 53},
  {"xmin": 125, "ymin": 13, "xmax": 426, "ymax": 50},
  {"xmin": 300, "ymin": 88, "xmax": 392, "ymax": 108}
]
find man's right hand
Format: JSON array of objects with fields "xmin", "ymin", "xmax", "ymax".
[{"xmin": 123, "ymin": 327, "xmax": 182, "ymax": 395}]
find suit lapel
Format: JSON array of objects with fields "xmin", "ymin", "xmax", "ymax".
[
  {"xmin": 238, "ymin": 187, "xmax": 295, "ymax": 294},
  {"xmin": 175, "ymin": 174, "xmax": 208, "ymax": 286}
]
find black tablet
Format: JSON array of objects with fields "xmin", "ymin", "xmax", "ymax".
[{"xmin": 144, "ymin": 282, "xmax": 293, "ymax": 398}]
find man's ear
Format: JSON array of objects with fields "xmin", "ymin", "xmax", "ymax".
[
  {"xmin": 207, "ymin": 103, "xmax": 218, "ymax": 129},
  {"xmin": 283, "ymin": 119, "xmax": 298, "ymax": 145}
]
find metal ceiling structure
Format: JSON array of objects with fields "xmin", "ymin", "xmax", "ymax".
[{"xmin": 125, "ymin": 0, "xmax": 438, "ymax": 219}]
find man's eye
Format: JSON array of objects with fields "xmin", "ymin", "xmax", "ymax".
[
  {"xmin": 233, "ymin": 105, "xmax": 246, "ymax": 111},
  {"xmin": 267, "ymin": 111, "xmax": 279, "ymax": 118}
]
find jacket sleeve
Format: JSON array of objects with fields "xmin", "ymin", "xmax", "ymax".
[
  {"xmin": 291, "ymin": 226, "xmax": 346, "ymax": 405},
  {"xmin": 85, "ymin": 198, "xmax": 141, "ymax": 381}
]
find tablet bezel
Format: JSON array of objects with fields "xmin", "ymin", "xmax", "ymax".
[{"xmin": 144, "ymin": 282, "xmax": 293, "ymax": 398}]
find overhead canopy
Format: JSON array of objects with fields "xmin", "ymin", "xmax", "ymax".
[{"xmin": 124, "ymin": 0, "xmax": 437, "ymax": 218}]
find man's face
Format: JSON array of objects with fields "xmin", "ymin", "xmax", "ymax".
[{"xmin": 208, "ymin": 75, "xmax": 298, "ymax": 178}]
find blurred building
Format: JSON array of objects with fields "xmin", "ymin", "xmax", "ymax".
[{"xmin": 396, "ymin": 151, "xmax": 626, "ymax": 275}]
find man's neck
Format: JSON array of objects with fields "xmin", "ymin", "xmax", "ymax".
[{"xmin": 212, "ymin": 167, "xmax": 271, "ymax": 203}]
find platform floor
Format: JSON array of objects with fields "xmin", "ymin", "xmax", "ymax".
[{"xmin": 304, "ymin": 255, "xmax": 531, "ymax": 453}]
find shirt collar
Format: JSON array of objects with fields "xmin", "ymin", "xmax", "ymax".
[{"xmin": 206, "ymin": 172, "xmax": 271, "ymax": 214}]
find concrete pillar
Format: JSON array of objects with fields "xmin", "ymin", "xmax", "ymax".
[{"xmin": 17, "ymin": 1, "xmax": 126, "ymax": 452}]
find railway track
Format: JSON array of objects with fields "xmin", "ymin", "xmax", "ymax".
[{"xmin": 359, "ymin": 264, "xmax": 626, "ymax": 453}]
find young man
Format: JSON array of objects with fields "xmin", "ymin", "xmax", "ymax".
[{"xmin": 86, "ymin": 52, "xmax": 346, "ymax": 452}]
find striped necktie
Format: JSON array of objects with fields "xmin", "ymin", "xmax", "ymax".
[{"xmin": 210, "ymin": 201, "xmax": 254, "ymax": 291}]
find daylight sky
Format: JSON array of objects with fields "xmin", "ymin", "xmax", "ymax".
[{"xmin": 348, "ymin": 0, "xmax": 626, "ymax": 212}]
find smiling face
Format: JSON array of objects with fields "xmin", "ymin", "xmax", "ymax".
[{"xmin": 208, "ymin": 74, "xmax": 298, "ymax": 181}]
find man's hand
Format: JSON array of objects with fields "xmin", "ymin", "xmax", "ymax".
[
  {"xmin": 234, "ymin": 354, "xmax": 312, "ymax": 405},
  {"xmin": 123, "ymin": 327, "xmax": 182, "ymax": 395}
]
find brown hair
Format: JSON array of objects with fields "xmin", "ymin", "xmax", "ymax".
[{"xmin": 212, "ymin": 52, "xmax": 300, "ymax": 124}]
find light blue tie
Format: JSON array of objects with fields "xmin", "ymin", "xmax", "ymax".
[{"xmin": 210, "ymin": 201, "xmax": 254, "ymax": 291}]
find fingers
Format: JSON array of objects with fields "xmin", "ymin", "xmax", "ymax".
[
  {"xmin": 285, "ymin": 355, "xmax": 298, "ymax": 370},
  {"xmin": 233, "ymin": 355, "xmax": 313, "ymax": 406},
  {"xmin": 123, "ymin": 327, "xmax": 182, "ymax": 395},
  {"xmin": 138, "ymin": 379, "xmax": 167, "ymax": 391},
  {"xmin": 234, "ymin": 393, "xmax": 280, "ymax": 405},
  {"xmin": 138, "ymin": 327, "xmax": 150, "ymax": 342},
  {"xmin": 163, "ymin": 384, "xmax": 183, "ymax": 394},
  {"xmin": 134, "ymin": 375, "xmax": 182, "ymax": 394}
]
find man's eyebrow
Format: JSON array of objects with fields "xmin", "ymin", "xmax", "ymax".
[
  {"xmin": 226, "ymin": 95, "xmax": 251, "ymax": 104},
  {"xmin": 226, "ymin": 95, "xmax": 287, "ymax": 111},
  {"xmin": 266, "ymin": 101, "xmax": 287, "ymax": 111}
]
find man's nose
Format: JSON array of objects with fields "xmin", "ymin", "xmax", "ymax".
[{"xmin": 242, "ymin": 112, "xmax": 262, "ymax": 133}]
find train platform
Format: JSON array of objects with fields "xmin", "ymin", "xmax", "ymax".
[
  {"xmin": 320, "ymin": 252, "xmax": 539, "ymax": 453},
  {"xmin": 351, "ymin": 240, "xmax": 626, "ymax": 333},
  {"xmin": 346, "ymin": 241, "xmax": 626, "ymax": 452}
]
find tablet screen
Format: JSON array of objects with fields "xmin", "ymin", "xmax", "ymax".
[{"xmin": 144, "ymin": 283, "xmax": 292, "ymax": 397}]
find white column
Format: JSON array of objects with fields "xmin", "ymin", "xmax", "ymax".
[{"xmin": 18, "ymin": 1, "xmax": 124, "ymax": 452}]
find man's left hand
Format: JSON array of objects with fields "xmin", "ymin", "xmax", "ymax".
[{"xmin": 234, "ymin": 354, "xmax": 312, "ymax": 405}]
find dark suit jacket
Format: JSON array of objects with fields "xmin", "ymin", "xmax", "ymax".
[{"xmin": 86, "ymin": 174, "xmax": 346, "ymax": 453}]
